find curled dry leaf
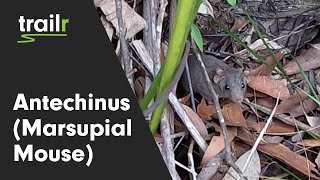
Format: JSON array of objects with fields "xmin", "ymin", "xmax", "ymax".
[
  {"xmin": 222, "ymin": 102, "xmax": 247, "ymax": 127},
  {"xmin": 198, "ymin": 0, "xmax": 214, "ymax": 18},
  {"xmin": 95, "ymin": 0, "xmax": 146, "ymax": 39},
  {"xmin": 179, "ymin": 94, "xmax": 190, "ymax": 105},
  {"xmin": 197, "ymin": 98, "xmax": 216, "ymax": 120},
  {"xmin": 250, "ymin": 52, "xmax": 284, "ymax": 76},
  {"xmin": 297, "ymin": 139, "xmax": 320, "ymax": 147},
  {"xmin": 246, "ymin": 120, "xmax": 295, "ymax": 135},
  {"xmin": 247, "ymin": 76, "xmax": 290, "ymax": 100},
  {"xmin": 201, "ymin": 127, "xmax": 237, "ymax": 165},
  {"xmin": 304, "ymin": 111, "xmax": 320, "ymax": 128},
  {"xmin": 284, "ymin": 45, "xmax": 320, "ymax": 75},
  {"xmin": 181, "ymin": 104, "xmax": 208, "ymax": 139}
]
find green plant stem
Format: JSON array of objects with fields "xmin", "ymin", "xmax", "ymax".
[{"xmin": 149, "ymin": 0, "xmax": 201, "ymax": 134}]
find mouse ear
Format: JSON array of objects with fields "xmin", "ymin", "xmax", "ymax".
[
  {"xmin": 242, "ymin": 69, "xmax": 250, "ymax": 77},
  {"xmin": 216, "ymin": 68, "xmax": 224, "ymax": 76},
  {"xmin": 213, "ymin": 69, "xmax": 225, "ymax": 84}
]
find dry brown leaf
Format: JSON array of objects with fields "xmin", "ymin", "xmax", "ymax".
[
  {"xmin": 247, "ymin": 76, "xmax": 290, "ymax": 100},
  {"xmin": 276, "ymin": 90, "xmax": 309, "ymax": 114},
  {"xmin": 263, "ymin": 136, "xmax": 283, "ymax": 143},
  {"xmin": 250, "ymin": 52, "xmax": 284, "ymax": 76},
  {"xmin": 246, "ymin": 120, "xmax": 295, "ymax": 135},
  {"xmin": 179, "ymin": 94, "xmax": 190, "ymax": 105},
  {"xmin": 237, "ymin": 128, "xmax": 265, "ymax": 144},
  {"xmin": 256, "ymin": 97, "xmax": 276, "ymax": 110},
  {"xmin": 287, "ymin": 97, "xmax": 320, "ymax": 117},
  {"xmin": 305, "ymin": 113, "xmax": 320, "ymax": 128},
  {"xmin": 297, "ymin": 139, "xmax": 320, "ymax": 147},
  {"xmin": 182, "ymin": 104, "xmax": 208, "ymax": 139},
  {"xmin": 222, "ymin": 102, "xmax": 247, "ymax": 127},
  {"xmin": 258, "ymin": 143, "xmax": 319, "ymax": 179},
  {"xmin": 95, "ymin": 0, "xmax": 146, "ymax": 39},
  {"xmin": 284, "ymin": 45, "xmax": 320, "ymax": 75},
  {"xmin": 201, "ymin": 127, "xmax": 237, "ymax": 165},
  {"xmin": 197, "ymin": 98, "xmax": 216, "ymax": 120}
]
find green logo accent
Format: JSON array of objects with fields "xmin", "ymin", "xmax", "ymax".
[{"xmin": 17, "ymin": 34, "xmax": 68, "ymax": 44}]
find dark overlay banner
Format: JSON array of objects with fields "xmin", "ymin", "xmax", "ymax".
[{"xmin": 0, "ymin": 0, "xmax": 171, "ymax": 179}]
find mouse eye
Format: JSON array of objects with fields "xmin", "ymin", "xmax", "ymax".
[
  {"xmin": 225, "ymin": 85, "xmax": 230, "ymax": 90},
  {"xmin": 241, "ymin": 83, "xmax": 245, "ymax": 89}
]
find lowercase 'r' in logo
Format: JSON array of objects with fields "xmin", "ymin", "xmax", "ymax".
[{"xmin": 18, "ymin": 14, "xmax": 69, "ymax": 43}]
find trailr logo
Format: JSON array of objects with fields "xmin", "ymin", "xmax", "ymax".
[{"xmin": 17, "ymin": 14, "xmax": 69, "ymax": 43}]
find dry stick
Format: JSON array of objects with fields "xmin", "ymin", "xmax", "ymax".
[
  {"xmin": 169, "ymin": 93, "xmax": 208, "ymax": 152},
  {"xmin": 190, "ymin": 40, "xmax": 246, "ymax": 180},
  {"xmin": 173, "ymin": 133, "xmax": 186, "ymax": 151},
  {"xmin": 143, "ymin": 42, "xmax": 190, "ymax": 116},
  {"xmin": 161, "ymin": 107, "xmax": 181, "ymax": 180},
  {"xmin": 175, "ymin": 160, "xmax": 195, "ymax": 174},
  {"xmin": 187, "ymin": 140, "xmax": 197, "ymax": 179},
  {"xmin": 115, "ymin": 0, "xmax": 133, "ymax": 89},
  {"xmin": 155, "ymin": 0, "xmax": 168, "ymax": 73},
  {"xmin": 150, "ymin": 0, "xmax": 157, "ymax": 72},
  {"xmin": 185, "ymin": 60, "xmax": 197, "ymax": 111},
  {"xmin": 197, "ymin": 150, "xmax": 226, "ymax": 180},
  {"xmin": 143, "ymin": 0, "xmax": 153, "ymax": 58},
  {"xmin": 239, "ymin": 93, "xmax": 281, "ymax": 180}
]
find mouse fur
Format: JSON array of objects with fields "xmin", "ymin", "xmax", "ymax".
[{"xmin": 179, "ymin": 54, "xmax": 249, "ymax": 103}]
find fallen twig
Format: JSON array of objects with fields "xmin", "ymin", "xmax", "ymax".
[
  {"xmin": 115, "ymin": 0, "xmax": 133, "ymax": 88},
  {"xmin": 239, "ymin": 92, "xmax": 281, "ymax": 179},
  {"xmin": 161, "ymin": 107, "xmax": 180, "ymax": 180},
  {"xmin": 187, "ymin": 140, "xmax": 197, "ymax": 180},
  {"xmin": 190, "ymin": 39, "xmax": 246, "ymax": 180},
  {"xmin": 197, "ymin": 150, "xmax": 225, "ymax": 180}
]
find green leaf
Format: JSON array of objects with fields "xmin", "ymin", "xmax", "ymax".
[
  {"xmin": 227, "ymin": 0, "xmax": 236, "ymax": 6},
  {"xmin": 191, "ymin": 23, "xmax": 203, "ymax": 53}
]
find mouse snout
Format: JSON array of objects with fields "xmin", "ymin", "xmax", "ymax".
[{"xmin": 231, "ymin": 94, "xmax": 243, "ymax": 103}]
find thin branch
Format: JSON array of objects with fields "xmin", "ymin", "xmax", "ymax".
[
  {"xmin": 187, "ymin": 140, "xmax": 197, "ymax": 180},
  {"xmin": 115, "ymin": 0, "xmax": 133, "ymax": 89},
  {"xmin": 155, "ymin": 0, "xmax": 168, "ymax": 73},
  {"xmin": 161, "ymin": 107, "xmax": 180, "ymax": 180},
  {"xmin": 239, "ymin": 92, "xmax": 281, "ymax": 179},
  {"xmin": 168, "ymin": 93, "xmax": 208, "ymax": 152},
  {"xmin": 185, "ymin": 60, "xmax": 196, "ymax": 111}
]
